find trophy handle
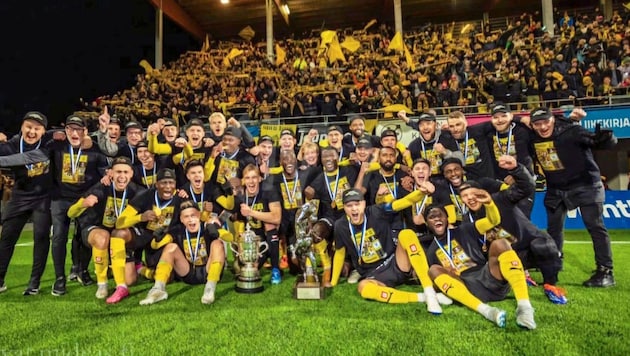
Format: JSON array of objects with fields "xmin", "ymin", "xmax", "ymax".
[
  {"xmin": 258, "ymin": 241, "xmax": 269, "ymax": 257},
  {"xmin": 229, "ymin": 242, "xmax": 239, "ymax": 256}
]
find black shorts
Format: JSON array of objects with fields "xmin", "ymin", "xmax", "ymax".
[
  {"xmin": 81, "ymin": 225, "xmax": 113, "ymax": 247},
  {"xmin": 179, "ymin": 264, "xmax": 208, "ymax": 285},
  {"xmin": 460, "ymin": 265, "xmax": 510, "ymax": 302},
  {"xmin": 363, "ymin": 255, "xmax": 412, "ymax": 288}
]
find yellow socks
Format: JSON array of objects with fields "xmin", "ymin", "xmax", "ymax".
[
  {"xmin": 398, "ymin": 229, "xmax": 432, "ymax": 288},
  {"xmin": 207, "ymin": 261, "xmax": 223, "ymax": 283},
  {"xmin": 434, "ymin": 274, "xmax": 483, "ymax": 311},
  {"xmin": 109, "ymin": 237, "xmax": 127, "ymax": 287},
  {"xmin": 154, "ymin": 260, "xmax": 173, "ymax": 285},
  {"xmin": 92, "ymin": 247, "xmax": 109, "ymax": 284},
  {"xmin": 498, "ymin": 250, "xmax": 529, "ymax": 301},
  {"xmin": 360, "ymin": 282, "xmax": 419, "ymax": 304}
]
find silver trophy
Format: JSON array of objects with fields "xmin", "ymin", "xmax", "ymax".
[
  {"xmin": 291, "ymin": 202, "xmax": 325, "ymax": 299},
  {"xmin": 231, "ymin": 223, "xmax": 268, "ymax": 293}
]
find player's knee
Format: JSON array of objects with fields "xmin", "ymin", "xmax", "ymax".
[
  {"xmin": 210, "ymin": 240, "xmax": 225, "ymax": 258},
  {"xmin": 112, "ymin": 228, "xmax": 132, "ymax": 243},
  {"xmin": 357, "ymin": 279, "xmax": 372, "ymax": 294},
  {"xmin": 428, "ymin": 265, "xmax": 443, "ymax": 279},
  {"xmin": 164, "ymin": 242, "xmax": 179, "ymax": 255},
  {"xmin": 90, "ymin": 232, "xmax": 109, "ymax": 250},
  {"xmin": 530, "ymin": 237, "xmax": 559, "ymax": 260},
  {"xmin": 490, "ymin": 238, "xmax": 511, "ymax": 254},
  {"xmin": 397, "ymin": 229, "xmax": 416, "ymax": 245}
]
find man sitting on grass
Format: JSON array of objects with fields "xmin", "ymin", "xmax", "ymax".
[
  {"xmin": 139, "ymin": 200, "xmax": 233, "ymax": 305},
  {"xmin": 423, "ymin": 188, "xmax": 536, "ymax": 330},
  {"xmin": 330, "ymin": 187, "xmax": 452, "ymax": 315}
]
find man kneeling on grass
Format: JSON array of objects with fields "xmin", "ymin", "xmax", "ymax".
[
  {"xmin": 139, "ymin": 200, "xmax": 233, "ymax": 305},
  {"xmin": 423, "ymin": 189, "xmax": 536, "ymax": 330},
  {"xmin": 330, "ymin": 187, "xmax": 452, "ymax": 315}
]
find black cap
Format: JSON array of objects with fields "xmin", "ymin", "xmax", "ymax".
[
  {"xmin": 491, "ymin": 103, "xmax": 510, "ymax": 115},
  {"xmin": 280, "ymin": 129, "xmax": 294, "ymax": 137},
  {"xmin": 224, "ymin": 126, "xmax": 242, "ymax": 139},
  {"xmin": 440, "ymin": 157, "xmax": 464, "ymax": 173},
  {"xmin": 348, "ymin": 116, "xmax": 365, "ymax": 124},
  {"xmin": 110, "ymin": 156, "xmax": 133, "ymax": 168},
  {"xmin": 457, "ymin": 180, "xmax": 481, "ymax": 193},
  {"xmin": 23, "ymin": 111, "xmax": 48, "ymax": 128},
  {"xmin": 342, "ymin": 188, "xmax": 365, "ymax": 204},
  {"xmin": 65, "ymin": 115, "xmax": 85, "ymax": 128},
  {"xmin": 530, "ymin": 107, "xmax": 553, "ymax": 122},
  {"xmin": 136, "ymin": 140, "xmax": 148, "ymax": 149},
  {"xmin": 380, "ymin": 129, "xmax": 397, "ymax": 139},
  {"xmin": 186, "ymin": 118, "xmax": 205, "ymax": 129},
  {"xmin": 125, "ymin": 121, "xmax": 142, "ymax": 131},
  {"xmin": 163, "ymin": 118, "xmax": 176, "ymax": 127},
  {"xmin": 356, "ymin": 137, "xmax": 372, "ymax": 148},
  {"xmin": 156, "ymin": 168, "xmax": 176, "ymax": 181},
  {"xmin": 418, "ymin": 113, "xmax": 436, "ymax": 121},
  {"xmin": 327, "ymin": 125, "xmax": 343, "ymax": 134},
  {"xmin": 259, "ymin": 135, "xmax": 273, "ymax": 144}
]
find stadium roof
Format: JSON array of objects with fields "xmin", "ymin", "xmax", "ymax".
[{"xmin": 148, "ymin": 0, "xmax": 594, "ymax": 41}]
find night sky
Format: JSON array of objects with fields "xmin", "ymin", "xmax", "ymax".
[{"xmin": 0, "ymin": 0, "xmax": 198, "ymax": 134}]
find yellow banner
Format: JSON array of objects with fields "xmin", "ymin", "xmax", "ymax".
[
  {"xmin": 275, "ymin": 43, "xmax": 286, "ymax": 66},
  {"xmin": 260, "ymin": 124, "xmax": 298, "ymax": 146}
]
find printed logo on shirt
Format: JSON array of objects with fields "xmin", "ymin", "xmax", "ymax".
[
  {"xmin": 353, "ymin": 227, "xmax": 385, "ymax": 264},
  {"xmin": 330, "ymin": 175, "xmax": 350, "ymax": 210},
  {"xmin": 280, "ymin": 179, "xmax": 303, "ymax": 210},
  {"xmin": 102, "ymin": 196, "xmax": 126, "ymax": 228},
  {"xmin": 534, "ymin": 141, "xmax": 565, "ymax": 172},
  {"xmin": 216, "ymin": 158, "xmax": 239, "ymax": 184},
  {"xmin": 492, "ymin": 135, "xmax": 517, "ymax": 161},
  {"xmin": 61, "ymin": 153, "xmax": 88, "ymax": 184},
  {"xmin": 459, "ymin": 138, "xmax": 481, "ymax": 165},
  {"xmin": 27, "ymin": 161, "xmax": 50, "ymax": 177},
  {"xmin": 147, "ymin": 205, "xmax": 175, "ymax": 232},
  {"xmin": 183, "ymin": 237, "xmax": 208, "ymax": 266},
  {"xmin": 421, "ymin": 149, "xmax": 443, "ymax": 175},
  {"xmin": 435, "ymin": 239, "xmax": 477, "ymax": 274}
]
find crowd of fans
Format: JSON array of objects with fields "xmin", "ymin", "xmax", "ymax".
[{"xmin": 74, "ymin": 6, "xmax": 630, "ymax": 128}]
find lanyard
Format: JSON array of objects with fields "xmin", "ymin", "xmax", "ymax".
[
  {"xmin": 185, "ymin": 228, "xmax": 202, "ymax": 264},
  {"xmin": 449, "ymin": 184, "xmax": 467, "ymax": 217},
  {"xmin": 434, "ymin": 230, "xmax": 456, "ymax": 269},
  {"xmin": 222, "ymin": 148, "xmax": 240, "ymax": 160},
  {"xmin": 282, "ymin": 173, "xmax": 299, "ymax": 205},
  {"xmin": 495, "ymin": 123, "xmax": 514, "ymax": 156},
  {"xmin": 111, "ymin": 185, "xmax": 127, "ymax": 218},
  {"xmin": 142, "ymin": 165, "xmax": 156, "ymax": 188},
  {"xmin": 324, "ymin": 168, "xmax": 341, "ymax": 202},
  {"xmin": 189, "ymin": 185, "xmax": 204, "ymax": 204},
  {"xmin": 68, "ymin": 144, "xmax": 82, "ymax": 175},
  {"xmin": 154, "ymin": 191, "xmax": 173, "ymax": 210},
  {"xmin": 461, "ymin": 131, "xmax": 469, "ymax": 161},
  {"xmin": 380, "ymin": 172, "xmax": 397, "ymax": 199},
  {"xmin": 246, "ymin": 191, "xmax": 258, "ymax": 210},
  {"xmin": 128, "ymin": 144, "xmax": 135, "ymax": 164},
  {"xmin": 19, "ymin": 136, "xmax": 41, "ymax": 170},
  {"xmin": 338, "ymin": 146, "xmax": 344, "ymax": 161},
  {"xmin": 414, "ymin": 192, "xmax": 428, "ymax": 216},
  {"xmin": 348, "ymin": 215, "xmax": 367, "ymax": 261}
]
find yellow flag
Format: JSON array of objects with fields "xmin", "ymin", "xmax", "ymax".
[
  {"xmin": 223, "ymin": 48, "xmax": 244, "ymax": 67},
  {"xmin": 341, "ymin": 36, "xmax": 361, "ymax": 53},
  {"xmin": 388, "ymin": 32, "xmax": 404, "ymax": 52},
  {"xmin": 238, "ymin": 26, "xmax": 256, "ymax": 41},
  {"xmin": 328, "ymin": 37, "xmax": 346, "ymax": 64},
  {"xmin": 320, "ymin": 30, "xmax": 337, "ymax": 47},
  {"xmin": 275, "ymin": 43, "xmax": 286, "ymax": 66},
  {"xmin": 404, "ymin": 45, "xmax": 415, "ymax": 71},
  {"xmin": 139, "ymin": 59, "xmax": 153, "ymax": 74},
  {"xmin": 201, "ymin": 34, "xmax": 210, "ymax": 52}
]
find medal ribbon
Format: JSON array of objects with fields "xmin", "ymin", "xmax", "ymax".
[
  {"xmin": 434, "ymin": 230, "xmax": 456, "ymax": 269},
  {"xmin": 185, "ymin": 228, "xmax": 202, "ymax": 264},
  {"xmin": 348, "ymin": 215, "xmax": 367, "ymax": 262},
  {"xmin": 111, "ymin": 185, "xmax": 128, "ymax": 218}
]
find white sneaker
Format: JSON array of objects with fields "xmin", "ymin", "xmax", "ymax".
[
  {"xmin": 0, "ymin": 284, "xmax": 7, "ymax": 293},
  {"xmin": 423, "ymin": 288, "xmax": 442, "ymax": 315},
  {"xmin": 516, "ymin": 305, "xmax": 537, "ymax": 330},
  {"xmin": 486, "ymin": 307, "xmax": 507, "ymax": 328},
  {"xmin": 436, "ymin": 292, "xmax": 453, "ymax": 305},
  {"xmin": 95, "ymin": 284, "xmax": 109, "ymax": 299},
  {"xmin": 347, "ymin": 270, "xmax": 361, "ymax": 284},
  {"xmin": 201, "ymin": 284, "xmax": 216, "ymax": 305},
  {"xmin": 139, "ymin": 288, "xmax": 168, "ymax": 305}
]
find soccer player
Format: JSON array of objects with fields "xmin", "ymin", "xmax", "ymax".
[
  {"xmin": 423, "ymin": 191, "xmax": 537, "ymax": 329},
  {"xmin": 207, "ymin": 126, "xmax": 256, "ymax": 190},
  {"xmin": 232, "ymin": 164, "xmax": 282, "ymax": 284},
  {"xmin": 457, "ymin": 155, "xmax": 566, "ymax": 304},
  {"xmin": 113, "ymin": 168, "xmax": 182, "ymax": 303},
  {"xmin": 177, "ymin": 159, "xmax": 234, "ymax": 221},
  {"xmin": 67, "ymin": 156, "xmax": 144, "ymax": 301},
  {"xmin": 139, "ymin": 200, "xmax": 232, "ymax": 305},
  {"xmin": 445, "ymin": 110, "xmax": 494, "ymax": 180},
  {"xmin": 0, "ymin": 112, "xmax": 52, "ymax": 295},
  {"xmin": 529, "ymin": 107, "xmax": 616, "ymax": 287},
  {"xmin": 132, "ymin": 141, "xmax": 164, "ymax": 189},
  {"xmin": 432, "ymin": 157, "xmax": 471, "ymax": 225},
  {"xmin": 331, "ymin": 188, "xmax": 450, "ymax": 314}
]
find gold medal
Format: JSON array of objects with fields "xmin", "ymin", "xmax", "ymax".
[
  {"xmin": 153, "ymin": 206, "xmax": 162, "ymax": 217},
  {"xmin": 482, "ymin": 243, "xmax": 488, "ymax": 253}
]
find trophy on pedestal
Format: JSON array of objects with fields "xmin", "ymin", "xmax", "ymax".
[
  {"xmin": 291, "ymin": 202, "xmax": 325, "ymax": 299},
  {"xmin": 231, "ymin": 223, "xmax": 268, "ymax": 293}
]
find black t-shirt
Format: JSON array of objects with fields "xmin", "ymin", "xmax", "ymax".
[
  {"xmin": 77, "ymin": 182, "xmax": 144, "ymax": 230},
  {"xmin": 168, "ymin": 223, "xmax": 218, "ymax": 267},
  {"xmin": 408, "ymin": 131, "xmax": 459, "ymax": 176},
  {"xmin": 334, "ymin": 205, "xmax": 398, "ymax": 276},
  {"xmin": 484, "ymin": 122, "xmax": 534, "ymax": 180},
  {"xmin": 127, "ymin": 188, "xmax": 181, "ymax": 233},
  {"xmin": 453, "ymin": 125, "xmax": 495, "ymax": 180},
  {"xmin": 233, "ymin": 189, "xmax": 281, "ymax": 234},
  {"xmin": 426, "ymin": 223, "xmax": 486, "ymax": 276},
  {"xmin": 210, "ymin": 149, "xmax": 256, "ymax": 185},
  {"xmin": 308, "ymin": 165, "xmax": 358, "ymax": 221},
  {"xmin": 0, "ymin": 134, "xmax": 52, "ymax": 198}
]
